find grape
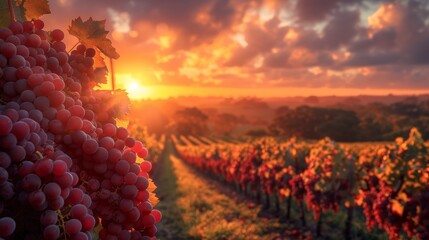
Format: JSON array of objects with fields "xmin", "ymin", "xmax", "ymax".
[
  {"xmin": 64, "ymin": 219, "xmax": 82, "ymax": 235},
  {"xmin": 76, "ymin": 44, "xmax": 86, "ymax": 53},
  {"xmin": 52, "ymin": 41, "xmax": 66, "ymax": 52},
  {"xmin": 0, "ymin": 217, "xmax": 16, "ymax": 237},
  {"xmin": 0, "ymin": 152, "xmax": 12, "ymax": 168},
  {"xmin": 28, "ymin": 190, "xmax": 47, "ymax": 209},
  {"xmin": 35, "ymin": 159, "xmax": 54, "ymax": 177},
  {"xmin": 66, "ymin": 116, "xmax": 83, "ymax": 131},
  {"xmin": 85, "ymin": 48, "xmax": 96, "ymax": 57},
  {"xmin": 140, "ymin": 161, "xmax": 152, "ymax": 173},
  {"xmin": 0, "ymin": 133, "xmax": 17, "ymax": 149},
  {"xmin": 9, "ymin": 54, "xmax": 26, "ymax": 68},
  {"xmin": 47, "ymin": 57, "xmax": 59, "ymax": 70},
  {"xmin": 6, "ymin": 35, "xmax": 21, "ymax": 45},
  {"xmin": 9, "ymin": 145, "xmax": 26, "ymax": 162},
  {"xmin": 33, "ymin": 19, "xmax": 44, "ymax": 30},
  {"xmin": 0, "ymin": 115, "xmax": 12, "ymax": 135},
  {"xmin": 44, "ymin": 182, "xmax": 62, "ymax": 200},
  {"xmin": 124, "ymin": 172, "xmax": 137, "ymax": 185},
  {"xmin": 43, "ymin": 224, "xmax": 60, "ymax": 240},
  {"xmin": 139, "ymin": 201, "xmax": 153, "ymax": 214},
  {"xmin": 22, "ymin": 21, "xmax": 33, "ymax": 33},
  {"xmin": 116, "ymin": 127, "xmax": 128, "ymax": 140},
  {"xmin": 67, "ymin": 188, "xmax": 84, "ymax": 205},
  {"xmin": 0, "ymin": 42, "xmax": 17, "ymax": 58},
  {"xmin": 70, "ymin": 204, "xmax": 88, "ymax": 219},
  {"xmin": 27, "ymin": 34, "xmax": 42, "ymax": 48},
  {"xmin": 119, "ymin": 198, "xmax": 134, "ymax": 212},
  {"xmin": 82, "ymin": 139, "xmax": 98, "ymax": 155},
  {"xmin": 55, "ymin": 172, "xmax": 73, "ymax": 188},
  {"xmin": 52, "ymin": 160, "xmax": 67, "ymax": 176},
  {"xmin": 125, "ymin": 137, "xmax": 135, "ymax": 147},
  {"xmin": 0, "ymin": 167, "xmax": 8, "ymax": 185},
  {"xmin": 137, "ymin": 147, "xmax": 149, "ymax": 159},
  {"xmin": 115, "ymin": 160, "xmax": 130, "ymax": 176},
  {"xmin": 9, "ymin": 21, "xmax": 23, "ymax": 34},
  {"xmin": 50, "ymin": 29, "xmax": 64, "ymax": 42}
]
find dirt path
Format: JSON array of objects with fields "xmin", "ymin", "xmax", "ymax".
[{"xmin": 153, "ymin": 140, "xmax": 295, "ymax": 240}]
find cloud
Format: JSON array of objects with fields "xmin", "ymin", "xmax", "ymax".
[{"xmin": 40, "ymin": 0, "xmax": 429, "ymax": 91}]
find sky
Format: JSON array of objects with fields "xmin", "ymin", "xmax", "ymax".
[{"xmin": 42, "ymin": 0, "xmax": 429, "ymax": 99}]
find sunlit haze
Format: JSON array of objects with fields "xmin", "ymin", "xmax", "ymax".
[{"xmin": 41, "ymin": 0, "xmax": 429, "ymax": 99}]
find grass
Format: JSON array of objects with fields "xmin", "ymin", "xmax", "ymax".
[
  {"xmin": 153, "ymin": 140, "xmax": 393, "ymax": 240},
  {"xmin": 153, "ymin": 140, "xmax": 292, "ymax": 239}
]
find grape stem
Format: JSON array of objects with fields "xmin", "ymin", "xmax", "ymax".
[
  {"xmin": 110, "ymin": 57, "xmax": 115, "ymax": 91},
  {"xmin": 67, "ymin": 41, "xmax": 80, "ymax": 54},
  {"xmin": 56, "ymin": 210, "xmax": 68, "ymax": 240},
  {"xmin": 7, "ymin": 0, "xmax": 15, "ymax": 22}
]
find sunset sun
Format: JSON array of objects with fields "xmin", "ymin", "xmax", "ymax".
[{"xmin": 118, "ymin": 75, "xmax": 152, "ymax": 100}]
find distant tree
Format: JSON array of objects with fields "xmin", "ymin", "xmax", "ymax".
[
  {"xmin": 233, "ymin": 97, "xmax": 270, "ymax": 109},
  {"xmin": 212, "ymin": 113, "xmax": 240, "ymax": 136},
  {"xmin": 304, "ymin": 96, "xmax": 319, "ymax": 105},
  {"xmin": 269, "ymin": 106, "xmax": 359, "ymax": 141},
  {"xmin": 245, "ymin": 128, "xmax": 268, "ymax": 137},
  {"xmin": 173, "ymin": 107, "xmax": 209, "ymax": 136}
]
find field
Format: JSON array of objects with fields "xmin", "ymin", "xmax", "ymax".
[{"xmin": 139, "ymin": 129, "xmax": 429, "ymax": 240}]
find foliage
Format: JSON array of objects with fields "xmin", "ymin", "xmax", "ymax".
[
  {"xmin": 173, "ymin": 129, "xmax": 429, "ymax": 239},
  {"xmin": 173, "ymin": 107, "xmax": 209, "ymax": 136},
  {"xmin": 0, "ymin": 0, "xmax": 50, "ymax": 26},
  {"xmin": 269, "ymin": 106, "xmax": 360, "ymax": 141}
]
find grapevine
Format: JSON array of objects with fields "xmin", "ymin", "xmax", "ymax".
[{"xmin": 0, "ymin": 1, "xmax": 161, "ymax": 239}]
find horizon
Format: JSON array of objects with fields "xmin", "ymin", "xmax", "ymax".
[{"xmin": 125, "ymin": 87, "xmax": 429, "ymax": 101}]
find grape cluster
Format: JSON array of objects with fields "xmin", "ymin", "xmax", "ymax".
[{"xmin": 0, "ymin": 19, "xmax": 161, "ymax": 239}]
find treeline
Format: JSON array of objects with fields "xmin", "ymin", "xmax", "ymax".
[
  {"xmin": 131, "ymin": 97, "xmax": 429, "ymax": 142},
  {"xmin": 269, "ymin": 97, "xmax": 429, "ymax": 142}
]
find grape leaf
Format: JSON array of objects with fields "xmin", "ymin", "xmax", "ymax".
[
  {"xmin": 148, "ymin": 179, "xmax": 159, "ymax": 207},
  {"xmin": 391, "ymin": 199, "xmax": 404, "ymax": 216},
  {"xmin": 0, "ymin": 0, "xmax": 50, "ymax": 26},
  {"xmin": 0, "ymin": 0, "xmax": 25, "ymax": 26},
  {"xmin": 68, "ymin": 17, "xmax": 120, "ymax": 60},
  {"xmin": 17, "ymin": 0, "xmax": 51, "ymax": 20},
  {"xmin": 93, "ymin": 67, "xmax": 108, "ymax": 84},
  {"xmin": 0, "ymin": 2, "xmax": 12, "ymax": 26}
]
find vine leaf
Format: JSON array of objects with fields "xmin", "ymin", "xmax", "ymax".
[
  {"xmin": 148, "ymin": 178, "xmax": 159, "ymax": 207},
  {"xmin": 18, "ymin": 0, "xmax": 51, "ymax": 20},
  {"xmin": 0, "ymin": 0, "xmax": 50, "ymax": 26},
  {"xmin": 68, "ymin": 17, "xmax": 120, "ymax": 84},
  {"xmin": 0, "ymin": 2, "xmax": 12, "ymax": 26},
  {"xmin": 68, "ymin": 17, "xmax": 120, "ymax": 60}
]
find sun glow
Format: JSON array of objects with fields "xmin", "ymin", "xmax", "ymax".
[{"xmin": 115, "ymin": 74, "xmax": 152, "ymax": 100}]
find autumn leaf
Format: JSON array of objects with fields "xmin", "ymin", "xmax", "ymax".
[
  {"xmin": 391, "ymin": 199, "xmax": 404, "ymax": 216},
  {"xmin": 17, "ymin": 0, "xmax": 50, "ymax": 20},
  {"xmin": 148, "ymin": 178, "xmax": 159, "ymax": 207},
  {"xmin": 0, "ymin": 0, "xmax": 50, "ymax": 26},
  {"xmin": 93, "ymin": 67, "xmax": 108, "ymax": 84},
  {"xmin": 68, "ymin": 17, "xmax": 120, "ymax": 60}
]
